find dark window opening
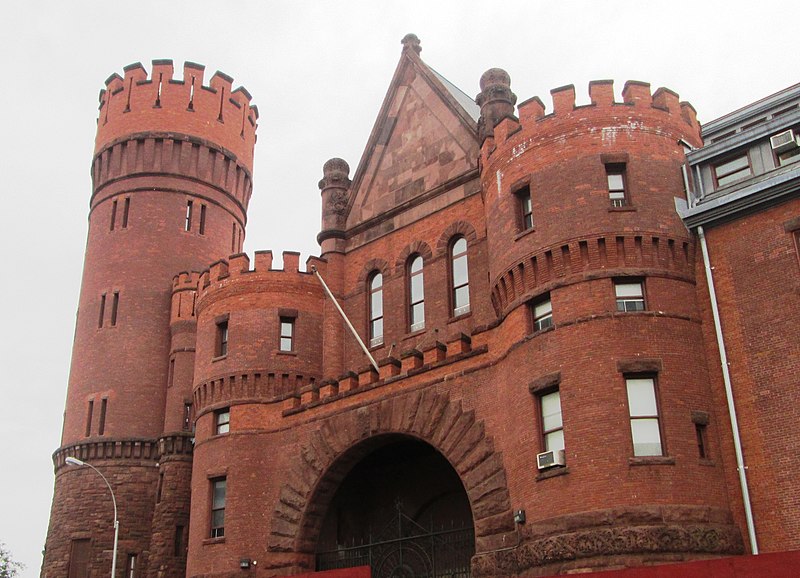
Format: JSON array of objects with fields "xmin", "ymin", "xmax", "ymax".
[
  {"xmin": 98, "ymin": 293, "xmax": 106, "ymax": 328},
  {"xmin": 122, "ymin": 197, "xmax": 130, "ymax": 228},
  {"xmin": 696, "ymin": 423, "xmax": 708, "ymax": 459},
  {"xmin": 125, "ymin": 553, "xmax": 137, "ymax": 578},
  {"xmin": 174, "ymin": 525, "xmax": 185, "ymax": 557},
  {"xmin": 185, "ymin": 200, "xmax": 193, "ymax": 231},
  {"xmin": 215, "ymin": 320, "xmax": 228, "ymax": 357},
  {"xmin": 110, "ymin": 200, "xmax": 118, "ymax": 231},
  {"xmin": 199, "ymin": 204, "xmax": 206, "ymax": 235},
  {"xmin": 183, "ymin": 403, "xmax": 192, "ymax": 431},
  {"xmin": 85, "ymin": 400, "xmax": 94, "ymax": 437},
  {"xmin": 98, "ymin": 398, "xmax": 107, "ymax": 436},
  {"xmin": 111, "ymin": 291, "xmax": 119, "ymax": 326}
]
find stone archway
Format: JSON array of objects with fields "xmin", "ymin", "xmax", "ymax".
[{"xmin": 268, "ymin": 389, "xmax": 515, "ymax": 570}]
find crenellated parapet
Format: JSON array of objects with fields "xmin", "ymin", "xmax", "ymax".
[
  {"xmin": 97, "ymin": 60, "xmax": 257, "ymax": 166},
  {"xmin": 171, "ymin": 271, "xmax": 202, "ymax": 326}
]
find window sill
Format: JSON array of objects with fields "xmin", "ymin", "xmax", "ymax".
[
  {"xmin": 629, "ymin": 456, "xmax": 675, "ymax": 466},
  {"xmin": 536, "ymin": 466, "xmax": 569, "ymax": 481},
  {"xmin": 277, "ymin": 350, "xmax": 297, "ymax": 356},
  {"xmin": 528, "ymin": 325, "xmax": 555, "ymax": 338},
  {"xmin": 699, "ymin": 458, "xmax": 716, "ymax": 467},
  {"xmin": 448, "ymin": 311, "xmax": 472, "ymax": 324},
  {"xmin": 514, "ymin": 227, "xmax": 536, "ymax": 241},
  {"xmin": 608, "ymin": 205, "xmax": 637, "ymax": 212},
  {"xmin": 212, "ymin": 354, "xmax": 227, "ymax": 363},
  {"xmin": 403, "ymin": 328, "xmax": 427, "ymax": 340},
  {"xmin": 202, "ymin": 536, "xmax": 226, "ymax": 546}
]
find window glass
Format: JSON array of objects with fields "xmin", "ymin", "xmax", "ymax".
[
  {"xmin": 409, "ymin": 256, "xmax": 425, "ymax": 331},
  {"xmin": 369, "ymin": 272, "xmax": 384, "ymax": 346},
  {"xmin": 626, "ymin": 378, "xmax": 658, "ymax": 415},
  {"xmin": 626, "ymin": 377, "xmax": 663, "ymax": 457},
  {"xmin": 540, "ymin": 390, "xmax": 564, "ymax": 453},
  {"xmin": 630, "ymin": 419, "xmax": 663, "ymax": 456},
  {"xmin": 533, "ymin": 298, "xmax": 553, "ymax": 331},
  {"xmin": 451, "ymin": 238, "xmax": 470, "ymax": 315},
  {"xmin": 615, "ymin": 281, "xmax": 645, "ymax": 312},
  {"xmin": 714, "ymin": 154, "xmax": 751, "ymax": 187},
  {"xmin": 215, "ymin": 409, "xmax": 230, "ymax": 435},
  {"xmin": 280, "ymin": 318, "xmax": 294, "ymax": 352},
  {"xmin": 211, "ymin": 478, "xmax": 226, "ymax": 538}
]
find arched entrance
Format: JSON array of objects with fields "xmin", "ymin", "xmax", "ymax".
[{"xmin": 315, "ymin": 436, "xmax": 474, "ymax": 577}]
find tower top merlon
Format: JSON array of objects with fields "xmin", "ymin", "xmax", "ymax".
[
  {"xmin": 476, "ymin": 68, "xmax": 517, "ymax": 142},
  {"xmin": 95, "ymin": 60, "xmax": 258, "ymax": 169}
]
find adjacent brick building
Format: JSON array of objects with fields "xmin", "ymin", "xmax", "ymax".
[{"xmin": 42, "ymin": 36, "xmax": 799, "ymax": 578}]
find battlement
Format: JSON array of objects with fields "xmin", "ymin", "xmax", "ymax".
[
  {"xmin": 172, "ymin": 271, "xmax": 203, "ymax": 292},
  {"xmin": 481, "ymin": 77, "xmax": 701, "ymax": 156},
  {"xmin": 96, "ymin": 60, "xmax": 258, "ymax": 168}
]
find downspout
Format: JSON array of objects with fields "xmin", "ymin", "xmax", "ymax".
[{"xmin": 697, "ymin": 225, "xmax": 759, "ymax": 554}]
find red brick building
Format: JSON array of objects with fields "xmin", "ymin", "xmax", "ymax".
[{"xmin": 42, "ymin": 36, "xmax": 798, "ymax": 578}]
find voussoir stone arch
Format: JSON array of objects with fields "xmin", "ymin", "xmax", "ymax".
[
  {"xmin": 268, "ymin": 389, "xmax": 514, "ymax": 559},
  {"xmin": 395, "ymin": 240, "xmax": 434, "ymax": 273},
  {"xmin": 356, "ymin": 257, "xmax": 391, "ymax": 285},
  {"xmin": 436, "ymin": 220, "xmax": 479, "ymax": 256}
]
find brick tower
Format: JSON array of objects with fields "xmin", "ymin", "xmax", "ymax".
[{"xmin": 42, "ymin": 60, "xmax": 257, "ymax": 578}]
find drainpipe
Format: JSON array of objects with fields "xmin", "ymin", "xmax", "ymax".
[{"xmin": 697, "ymin": 225, "xmax": 759, "ymax": 554}]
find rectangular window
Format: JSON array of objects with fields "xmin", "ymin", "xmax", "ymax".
[
  {"xmin": 183, "ymin": 402, "xmax": 192, "ymax": 431},
  {"xmin": 125, "ymin": 553, "xmax": 137, "ymax": 578},
  {"xmin": 539, "ymin": 389, "xmax": 564, "ymax": 452},
  {"xmin": 531, "ymin": 296, "xmax": 553, "ymax": 332},
  {"xmin": 122, "ymin": 197, "xmax": 130, "ymax": 228},
  {"xmin": 215, "ymin": 408, "xmax": 230, "ymax": 435},
  {"xmin": 516, "ymin": 185, "xmax": 533, "ymax": 231},
  {"xmin": 110, "ymin": 200, "xmax": 118, "ymax": 231},
  {"xmin": 111, "ymin": 291, "xmax": 120, "ymax": 326},
  {"xmin": 174, "ymin": 524, "xmax": 185, "ymax": 557},
  {"xmin": 168, "ymin": 358, "xmax": 175, "ymax": 387},
  {"xmin": 98, "ymin": 293, "xmax": 106, "ymax": 328},
  {"xmin": 185, "ymin": 200, "xmax": 193, "ymax": 231},
  {"xmin": 85, "ymin": 400, "xmax": 94, "ymax": 437},
  {"xmin": 615, "ymin": 280, "xmax": 645, "ymax": 312},
  {"xmin": 199, "ymin": 204, "xmax": 207, "ymax": 235},
  {"xmin": 215, "ymin": 320, "xmax": 228, "ymax": 357},
  {"xmin": 695, "ymin": 423, "xmax": 708, "ymax": 459},
  {"xmin": 68, "ymin": 538, "xmax": 91, "ymax": 578},
  {"xmin": 98, "ymin": 398, "xmax": 107, "ymax": 436},
  {"xmin": 157, "ymin": 472, "xmax": 164, "ymax": 503},
  {"xmin": 606, "ymin": 164, "xmax": 627, "ymax": 207},
  {"xmin": 211, "ymin": 477, "xmax": 227, "ymax": 538},
  {"xmin": 626, "ymin": 377, "xmax": 663, "ymax": 456},
  {"xmin": 280, "ymin": 317, "xmax": 294, "ymax": 352},
  {"xmin": 232, "ymin": 222, "xmax": 237, "ymax": 253},
  {"xmin": 713, "ymin": 153, "xmax": 751, "ymax": 187}
]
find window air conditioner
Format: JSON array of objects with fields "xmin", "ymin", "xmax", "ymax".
[
  {"xmin": 770, "ymin": 129, "xmax": 799, "ymax": 153},
  {"xmin": 536, "ymin": 449, "xmax": 566, "ymax": 470}
]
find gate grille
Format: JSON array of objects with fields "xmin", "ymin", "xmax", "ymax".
[{"xmin": 316, "ymin": 504, "xmax": 474, "ymax": 578}]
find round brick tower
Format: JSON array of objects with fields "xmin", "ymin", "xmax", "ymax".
[
  {"xmin": 43, "ymin": 60, "xmax": 257, "ymax": 578},
  {"xmin": 474, "ymin": 72, "xmax": 745, "ymax": 573}
]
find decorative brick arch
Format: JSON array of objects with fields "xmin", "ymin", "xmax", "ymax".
[
  {"xmin": 356, "ymin": 257, "xmax": 391, "ymax": 284},
  {"xmin": 394, "ymin": 240, "xmax": 433, "ymax": 273},
  {"xmin": 436, "ymin": 220, "xmax": 479, "ymax": 256},
  {"xmin": 268, "ymin": 389, "xmax": 514, "ymax": 559}
]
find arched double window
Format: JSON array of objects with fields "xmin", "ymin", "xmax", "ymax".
[
  {"xmin": 408, "ymin": 255, "xmax": 425, "ymax": 332},
  {"xmin": 368, "ymin": 272, "xmax": 384, "ymax": 347},
  {"xmin": 450, "ymin": 237, "xmax": 470, "ymax": 316}
]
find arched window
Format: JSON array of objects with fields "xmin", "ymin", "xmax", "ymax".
[
  {"xmin": 408, "ymin": 255, "xmax": 425, "ymax": 332},
  {"xmin": 451, "ymin": 237, "xmax": 470, "ymax": 316},
  {"xmin": 369, "ymin": 272, "xmax": 384, "ymax": 347}
]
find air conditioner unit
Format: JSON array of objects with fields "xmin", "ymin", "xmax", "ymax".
[
  {"xmin": 770, "ymin": 129, "xmax": 799, "ymax": 153},
  {"xmin": 537, "ymin": 449, "xmax": 566, "ymax": 470}
]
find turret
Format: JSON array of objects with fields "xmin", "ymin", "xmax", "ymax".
[{"xmin": 42, "ymin": 61, "xmax": 257, "ymax": 578}]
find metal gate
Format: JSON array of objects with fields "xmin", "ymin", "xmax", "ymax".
[{"xmin": 316, "ymin": 503, "xmax": 474, "ymax": 578}]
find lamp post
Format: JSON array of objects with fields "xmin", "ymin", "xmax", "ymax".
[{"xmin": 65, "ymin": 456, "xmax": 119, "ymax": 578}]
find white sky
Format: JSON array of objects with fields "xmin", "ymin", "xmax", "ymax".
[{"xmin": 0, "ymin": 1, "xmax": 797, "ymax": 575}]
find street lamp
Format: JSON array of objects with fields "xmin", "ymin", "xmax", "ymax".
[{"xmin": 65, "ymin": 457, "xmax": 119, "ymax": 578}]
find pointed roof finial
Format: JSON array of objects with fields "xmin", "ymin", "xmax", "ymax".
[{"xmin": 401, "ymin": 33, "xmax": 421, "ymax": 54}]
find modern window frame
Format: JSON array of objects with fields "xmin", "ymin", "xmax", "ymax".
[
  {"xmin": 368, "ymin": 271, "xmax": 384, "ymax": 347},
  {"xmin": 712, "ymin": 152, "xmax": 752, "ymax": 188},
  {"xmin": 625, "ymin": 375, "xmax": 665, "ymax": 457},
  {"xmin": 408, "ymin": 255, "xmax": 425, "ymax": 333},
  {"xmin": 279, "ymin": 316, "xmax": 295, "ymax": 352},
  {"xmin": 215, "ymin": 408, "xmax": 230, "ymax": 435},
  {"xmin": 515, "ymin": 185, "xmax": 533, "ymax": 231},
  {"xmin": 450, "ymin": 236, "xmax": 470, "ymax": 317},
  {"xmin": 606, "ymin": 163, "xmax": 628, "ymax": 207},
  {"xmin": 531, "ymin": 295, "xmax": 553, "ymax": 332},
  {"xmin": 538, "ymin": 388, "xmax": 564, "ymax": 453},
  {"xmin": 615, "ymin": 279, "xmax": 645, "ymax": 312},
  {"xmin": 210, "ymin": 477, "xmax": 226, "ymax": 538}
]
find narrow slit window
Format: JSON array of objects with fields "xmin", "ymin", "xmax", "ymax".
[
  {"xmin": 408, "ymin": 256, "xmax": 425, "ymax": 333},
  {"xmin": 516, "ymin": 185, "xmax": 533, "ymax": 231},
  {"xmin": 110, "ymin": 200, "xmax": 118, "ymax": 231},
  {"xmin": 111, "ymin": 291, "xmax": 120, "ymax": 326},
  {"xmin": 280, "ymin": 317, "xmax": 295, "ymax": 352},
  {"xmin": 157, "ymin": 472, "xmax": 164, "ymax": 503},
  {"xmin": 98, "ymin": 398, "xmax": 107, "ymax": 436},
  {"xmin": 368, "ymin": 272, "xmax": 383, "ymax": 347},
  {"xmin": 174, "ymin": 525, "xmax": 185, "ymax": 557},
  {"xmin": 99, "ymin": 293, "xmax": 106, "ymax": 328},
  {"xmin": 215, "ymin": 320, "xmax": 228, "ymax": 357},
  {"xmin": 125, "ymin": 553, "xmax": 137, "ymax": 578},
  {"xmin": 168, "ymin": 358, "xmax": 175, "ymax": 387},
  {"xmin": 85, "ymin": 400, "xmax": 94, "ymax": 437},
  {"xmin": 231, "ymin": 223, "xmax": 236, "ymax": 253},
  {"xmin": 451, "ymin": 237, "xmax": 470, "ymax": 316},
  {"xmin": 185, "ymin": 200, "xmax": 193, "ymax": 232},
  {"xmin": 183, "ymin": 403, "xmax": 192, "ymax": 431},
  {"xmin": 199, "ymin": 204, "xmax": 206, "ymax": 235},
  {"xmin": 696, "ymin": 423, "xmax": 708, "ymax": 459},
  {"xmin": 211, "ymin": 477, "xmax": 226, "ymax": 538},
  {"xmin": 122, "ymin": 197, "xmax": 130, "ymax": 228}
]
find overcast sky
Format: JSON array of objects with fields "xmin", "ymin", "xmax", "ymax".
[{"xmin": 1, "ymin": 1, "xmax": 797, "ymax": 576}]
